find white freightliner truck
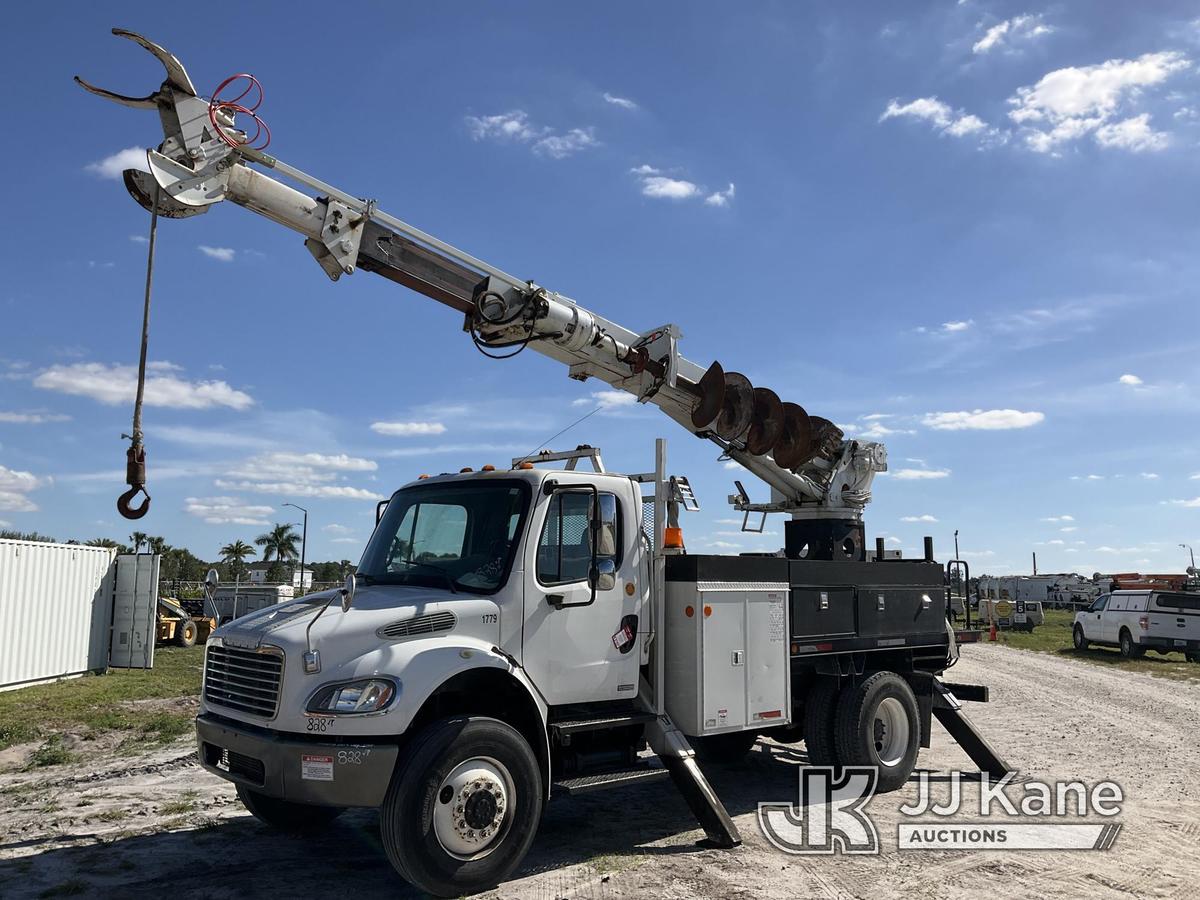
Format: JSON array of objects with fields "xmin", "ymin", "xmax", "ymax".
[{"xmin": 79, "ymin": 31, "xmax": 1012, "ymax": 897}]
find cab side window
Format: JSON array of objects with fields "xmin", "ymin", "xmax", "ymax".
[
  {"xmin": 1090, "ymin": 595, "xmax": 1108, "ymax": 613},
  {"xmin": 536, "ymin": 491, "xmax": 621, "ymax": 586}
]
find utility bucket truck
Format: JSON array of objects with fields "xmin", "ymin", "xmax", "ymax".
[{"xmin": 79, "ymin": 31, "xmax": 1012, "ymax": 897}]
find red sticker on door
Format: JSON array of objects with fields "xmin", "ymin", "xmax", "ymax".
[{"xmin": 611, "ymin": 624, "xmax": 634, "ymax": 649}]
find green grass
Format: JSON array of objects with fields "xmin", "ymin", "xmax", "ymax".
[
  {"xmin": 993, "ymin": 609, "xmax": 1200, "ymax": 681},
  {"xmin": 0, "ymin": 646, "xmax": 203, "ymax": 753},
  {"xmin": 25, "ymin": 736, "xmax": 78, "ymax": 770},
  {"xmin": 158, "ymin": 791, "xmax": 200, "ymax": 816}
]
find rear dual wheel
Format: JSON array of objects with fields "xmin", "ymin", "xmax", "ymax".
[{"xmin": 803, "ymin": 673, "xmax": 920, "ymax": 794}]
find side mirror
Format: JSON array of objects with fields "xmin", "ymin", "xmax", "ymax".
[
  {"xmin": 204, "ymin": 568, "xmax": 219, "ymax": 601},
  {"xmin": 591, "ymin": 558, "xmax": 617, "ymax": 592},
  {"xmin": 339, "ymin": 573, "xmax": 356, "ymax": 612}
]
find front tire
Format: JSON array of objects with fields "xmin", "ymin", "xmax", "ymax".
[
  {"xmin": 174, "ymin": 619, "xmax": 197, "ymax": 648},
  {"xmin": 236, "ymin": 786, "xmax": 342, "ymax": 833},
  {"xmin": 380, "ymin": 716, "xmax": 542, "ymax": 898},
  {"xmin": 833, "ymin": 672, "xmax": 920, "ymax": 793},
  {"xmin": 1073, "ymin": 625, "xmax": 1089, "ymax": 651},
  {"xmin": 1118, "ymin": 629, "xmax": 1144, "ymax": 659}
]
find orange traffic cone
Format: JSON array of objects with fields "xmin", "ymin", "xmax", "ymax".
[{"xmin": 989, "ymin": 620, "xmax": 998, "ymax": 642}]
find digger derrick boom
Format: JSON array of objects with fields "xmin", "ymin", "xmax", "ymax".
[{"xmin": 78, "ymin": 29, "xmax": 887, "ymax": 531}]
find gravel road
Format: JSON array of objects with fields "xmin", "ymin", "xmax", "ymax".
[{"xmin": 1, "ymin": 643, "xmax": 1196, "ymax": 899}]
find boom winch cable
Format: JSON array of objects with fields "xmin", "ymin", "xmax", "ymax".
[{"xmin": 117, "ymin": 185, "xmax": 160, "ymax": 520}]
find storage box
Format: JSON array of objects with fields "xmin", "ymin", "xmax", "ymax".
[{"xmin": 664, "ymin": 580, "xmax": 791, "ymax": 737}]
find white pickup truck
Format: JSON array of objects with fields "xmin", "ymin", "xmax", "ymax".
[{"xmin": 1073, "ymin": 590, "xmax": 1200, "ymax": 661}]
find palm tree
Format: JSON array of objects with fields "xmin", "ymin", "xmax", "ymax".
[
  {"xmin": 146, "ymin": 535, "xmax": 170, "ymax": 556},
  {"xmin": 130, "ymin": 531, "xmax": 148, "ymax": 553},
  {"xmin": 220, "ymin": 540, "xmax": 256, "ymax": 579},
  {"xmin": 255, "ymin": 524, "xmax": 299, "ymax": 583}
]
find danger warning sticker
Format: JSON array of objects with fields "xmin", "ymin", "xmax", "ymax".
[{"xmin": 301, "ymin": 754, "xmax": 334, "ymax": 781}]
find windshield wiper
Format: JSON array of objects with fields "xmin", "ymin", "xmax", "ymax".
[{"xmin": 395, "ymin": 560, "xmax": 458, "ymax": 594}]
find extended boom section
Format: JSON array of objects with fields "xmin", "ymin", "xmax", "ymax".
[{"xmin": 78, "ymin": 29, "xmax": 885, "ymax": 554}]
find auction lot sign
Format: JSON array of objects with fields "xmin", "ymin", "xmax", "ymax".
[{"xmin": 758, "ymin": 768, "xmax": 1123, "ymax": 855}]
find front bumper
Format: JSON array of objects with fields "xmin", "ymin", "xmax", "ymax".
[{"xmin": 196, "ymin": 714, "xmax": 399, "ymax": 808}]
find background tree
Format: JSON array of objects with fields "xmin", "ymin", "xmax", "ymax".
[
  {"xmin": 255, "ymin": 523, "xmax": 299, "ymax": 583},
  {"xmin": 129, "ymin": 531, "xmax": 148, "ymax": 553},
  {"xmin": 220, "ymin": 540, "xmax": 256, "ymax": 579}
]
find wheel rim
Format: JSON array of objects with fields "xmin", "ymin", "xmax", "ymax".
[
  {"xmin": 432, "ymin": 756, "xmax": 514, "ymax": 861},
  {"xmin": 1074, "ymin": 627, "xmax": 1083, "ymax": 648},
  {"xmin": 872, "ymin": 697, "xmax": 911, "ymax": 767}
]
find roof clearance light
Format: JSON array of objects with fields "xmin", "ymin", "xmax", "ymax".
[
  {"xmin": 460, "ymin": 467, "xmax": 474, "ymax": 473},
  {"xmin": 418, "ymin": 474, "xmax": 430, "ymax": 480},
  {"xmin": 518, "ymin": 462, "xmax": 534, "ymax": 470},
  {"xmin": 482, "ymin": 464, "xmax": 496, "ymax": 472}
]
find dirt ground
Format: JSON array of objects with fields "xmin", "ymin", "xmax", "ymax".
[{"xmin": 1, "ymin": 643, "xmax": 1197, "ymax": 899}]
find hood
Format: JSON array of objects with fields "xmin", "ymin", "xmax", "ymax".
[{"xmin": 214, "ymin": 584, "xmax": 463, "ymax": 651}]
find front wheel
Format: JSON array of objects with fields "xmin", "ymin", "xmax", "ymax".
[
  {"xmin": 380, "ymin": 717, "xmax": 542, "ymax": 898},
  {"xmin": 236, "ymin": 786, "xmax": 342, "ymax": 833},
  {"xmin": 174, "ymin": 619, "xmax": 197, "ymax": 648},
  {"xmin": 1073, "ymin": 625, "xmax": 1089, "ymax": 651},
  {"xmin": 833, "ymin": 672, "xmax": 920, "ymax": 793}
]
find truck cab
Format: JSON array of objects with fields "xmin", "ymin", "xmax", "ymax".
[{"xmin": 197, "ymin": 461, "xmax": 653, "ymax": 895}]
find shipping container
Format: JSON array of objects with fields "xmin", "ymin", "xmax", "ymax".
[{"xmin": 0, "ymin": 539, "xmax": 117, "ymax": 690}]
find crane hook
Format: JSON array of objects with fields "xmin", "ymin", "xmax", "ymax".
[{"xmin": 118, "ymin": 443, "xmax": 151, "ymax": 519}]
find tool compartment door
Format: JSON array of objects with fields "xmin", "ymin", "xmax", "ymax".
[{"xmin": 790, "ymin": 586, "xmax": 855, "ymax": 639}]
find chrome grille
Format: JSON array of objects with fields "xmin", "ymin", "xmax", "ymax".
[
  {"xmin": 204, "ymin": 645, "xmax": 283, "ymax": 718},
  {"xmin": 378, "ymin": 611, "xmax": 456, "ymax": 639}
]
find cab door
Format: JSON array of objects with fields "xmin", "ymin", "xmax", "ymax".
[
  {"xmin": 519, "ymin": 479, "xmax": 643, "ymax": 705},
  {"xmin": 1086, "ymin": 594, "xmax": 1109, "ymax": 641}
]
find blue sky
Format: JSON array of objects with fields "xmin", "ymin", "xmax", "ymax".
[{"xmin": 2, "ymin": 2, "xmax": 1198, "ymax": 574}]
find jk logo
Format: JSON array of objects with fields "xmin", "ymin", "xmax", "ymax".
[{"xmin": 758, "ymin": 767, "xmax": 880, "ymax": 855}]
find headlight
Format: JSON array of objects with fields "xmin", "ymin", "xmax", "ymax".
[{"xmin": 306, "ymin": 678, "xmax": 398, "ymax": 715}]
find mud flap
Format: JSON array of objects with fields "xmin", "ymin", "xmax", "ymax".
[{"xmin": 931, "ymin": 679, "xmax": 1014, "ymax": 778}]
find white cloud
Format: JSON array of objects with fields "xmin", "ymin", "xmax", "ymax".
[
  {"xmin": 1140, "ymin": 472, "xmax": 1160, "ymax": 480},
  {"xmin": 603, "ymin": 92, "xmax": 638, "ymax": 110},
  {"xmin": 880, "ymin": 97, "xmax": 993, "ymax": 141},
  {"xmin": 723, "ymin": 460, "xmax": 744, "ymax": 470},
  {"xmin": 130, "ymin": 235, "xmax": 148, "ymax": 244},
  {"xmin": 84, "ymin": 147, "xmax": 148, "ymax": 179},
  {"xmin": 34, "ymin": 362, "xmax": 253, "ymax": 411},
  {"xmin": 973, "ymin": 14, "xmax": 1053, "ymax": 55},
  {"xmin": 323, "ymin": 523, "xmax": 352, "ymax": 535},
  {"xmin": 1061, "ymin": 526, "xmax": 1078, "ymax": 532},
  {"xmin": 533, "ymin": 128, "xmax": 598, "ymax": 159},
  {"xmin": 331, "ymin": 537, "xmax": 360, "ymax": 544},
  {"xmin": 1118, "ymin": 373, "xmax": 1143, "ymax": 386},
  {"xmin": 901, "ymin": 514, "xmax": 939, "ymax": 522},
  {"xmin": 922, "ymin": 409, "xmax": 1044, "ymax": 430},
  {"xmin": 198, "ymin": 245, "xmax": 236, "ymax": 262},
  {"xmin": 0, "ymin": 465, "xmax": 44, "ymax": 512},
  {"xmin": 466, "ymin": 111, "xmax": 542, "ymax": 142},
  {"xmin": 1041, "ymin": 515, "xmax": 1074, "ymax": 522},
  {"xmin": 941, "ymin": 320, "xmax": 973, "ymax": 332},
  {"xmin": 704, "ymin": 184, "xmax": 736, "ymax": 207},
  {"xmin": 640, "ymin": 175, "xmax": 700, "ymax": 200},
  {"xmin": 572, "ymin": 390, "xmax": 638, "ymax": 412},
  {"xmin": 1166, "ymin": 497, "xmax": 1200, "ymax": 508},
  {"xmin": 466, "ymin": 111, "xmax": 597, "ymax": 159},
  {"xmin": 0, "ymin": 411, "xmax": 71, "ymax": 424},
  {"xmin": 1094, "ymin": 114, "xmax": 1170, "ymax": 151},
  {"xmin": 1008, "ymin": 51, "xmax": 1191, "ymax": 153},
  {"xmin": 216, "ymin": 451, "xmax": 383, "ymax": 501},
  {"xmin": 371, "ymin": 421, "xmax": 447, "ymax": 437},
  {"xmin": 184, "ymin": 496, "xmax": 274, "ymax": 526},
  {"xmin": 893, "ymin": 468, "xmax": 951, "ymax": 480}
]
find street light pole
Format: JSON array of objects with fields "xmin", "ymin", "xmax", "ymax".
[
  {"xmin": 284, "ymin": 502, "xmax": 308, "ymax": 594},
  {"xmin": 1182, "ymin": 544, "xmax": 1196, "ymax": 570}
]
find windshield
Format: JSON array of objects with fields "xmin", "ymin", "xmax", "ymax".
[{"xmin": 358, "ymin": 480, "xmax": 530, "ymax": 594}]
